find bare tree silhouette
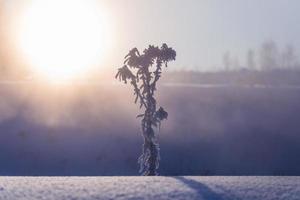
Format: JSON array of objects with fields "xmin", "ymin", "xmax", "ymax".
[
  {"xmin": 115, "ymin": 44, "xmax": 176, "ymax": 175},
  {"xmin": 246, "ymin": 49, "xmax": 256, "ymax": 70},
  {"xmin": 281, "ymin": 44, "xmax": 298, "ymax": 69},
  {"xmin": 260, "ymin": 40, "xmax": 279, "ymax": 70},
  {"xmin": 223, "ymin": 51, "xmax": 231, "ymax": 71}
]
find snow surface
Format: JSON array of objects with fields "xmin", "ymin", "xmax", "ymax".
[{"xmin": 0, "ymin": 176, "xmax": 299, "ymax": 200}]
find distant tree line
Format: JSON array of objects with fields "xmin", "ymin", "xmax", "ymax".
[{"xmin": 223, "ymin": 40, "xmax": 299, "ymax": 71}]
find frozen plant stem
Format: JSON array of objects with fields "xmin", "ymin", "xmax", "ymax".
[{"xmin": 115, "ymin": 44, "xmax": 176, "ymax": 175}]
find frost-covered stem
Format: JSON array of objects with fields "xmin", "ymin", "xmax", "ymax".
[
  {"xmin": 142, "ymin": 107, "xmax": 159, "ymax": 176},
  {"xmin": 141, "ymin": 66, "xmax": 159, "ymax": 176}
]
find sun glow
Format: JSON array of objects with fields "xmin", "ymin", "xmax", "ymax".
[{"xmin": 18, "ymin": 0, "xmax": 111, "ymax": 81}]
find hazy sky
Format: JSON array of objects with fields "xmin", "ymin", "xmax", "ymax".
[
  {"xmin": 3, "ymin": 0, "xmax": 300, "ymax": 71},
  {"xmin": 106, "ymin": 0, "xmax": 300, "ymax": 71}
]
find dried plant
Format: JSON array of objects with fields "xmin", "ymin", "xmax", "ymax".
[{"xmin": 115, "ymin": 44, "xmax": 176, "ymax": 175}]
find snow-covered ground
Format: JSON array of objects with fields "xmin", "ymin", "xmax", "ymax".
[{"xmin": 0, "ymin": 176, "xmax": 299, "ymax": 200}]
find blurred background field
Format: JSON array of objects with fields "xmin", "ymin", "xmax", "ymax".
[{"xmin": 0, "ymin": 74, "xmax": 299, "ymax": 176}]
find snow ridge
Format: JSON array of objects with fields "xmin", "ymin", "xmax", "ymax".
[{"xmin": 0, "ymin": 176, "xmax": 299, "ymax": 200}]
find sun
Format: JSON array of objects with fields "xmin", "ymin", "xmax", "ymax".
[{"xmin": 18, "ymin": 0, "xmax": 111, "ymax": 81}]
